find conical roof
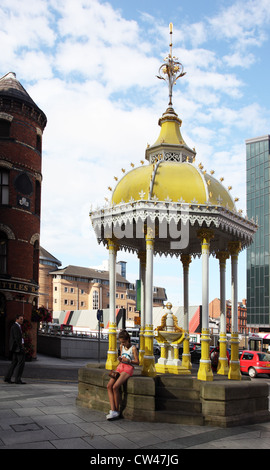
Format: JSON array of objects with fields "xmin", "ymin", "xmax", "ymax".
[{"xmin": 0, "ymin": 72, "xmax": 47, "ymax": 125}]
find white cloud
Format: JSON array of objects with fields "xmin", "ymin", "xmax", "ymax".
[
  {"xmin": 0, "ymin": 0, "xmax": 269, "ymax": 305},
  {"xmin": 223, "ymin": 51, "xmax": 256, "ymax": 69},
  {"xmin": 208, "ymin": 0, "xmax": 270, "ymax": 49}
]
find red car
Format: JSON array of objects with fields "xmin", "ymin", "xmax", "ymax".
[{"xmin": 239, "ymin": 350, "xmax": 270, "ymax": 378}]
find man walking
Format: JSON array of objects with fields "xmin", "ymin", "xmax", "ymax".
[{"xmin": 4, "ymin": 314, "xmax": 26, "ymax": 384}]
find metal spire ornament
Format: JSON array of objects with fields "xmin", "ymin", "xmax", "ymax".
[{"xmin": 157, "ymin": 23, "xmax": 186, "ymax": 107}]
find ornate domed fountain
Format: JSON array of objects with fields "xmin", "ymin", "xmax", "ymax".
[{"xmin": 90, "ymin": 24, "xmax": 257, "ymax": 381}]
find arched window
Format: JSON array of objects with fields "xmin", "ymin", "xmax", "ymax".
[
  {"xmin": 0, "ymin": 232, "xmax": 7, "ymax": 274},
  {"xmin": 93, "ymin": 290, "xmax": 99, "ymax": 309}
]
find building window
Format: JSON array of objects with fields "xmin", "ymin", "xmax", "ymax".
[
  {"xmin": 70, "ymin": 300, "xmax": 74, "ymax": 306},
  {"xmin": 0, "ymin": 232, "xmax": 7, "ymax": 274},
  {"xmin": 35, "ymin": 181, "xmax": 41, "ymax": 215},
  {"xmin": 64, "ymin": 299, "xmax": 68, "ymax": 305},
  {"xmin": 93, "ymin": 291, "xmax": 99, "ymax": 309},
  {"xmin": 0, "ymin": 170, "xmax": 9, "ymax": 205},
  {"xmin": 33, "ymin": 240, "xmax": 39, "ymax": 283},
  {"xmin": 80, "ymin": 301, "xmax": 85, "ymax": 307},
  {"xmin": 54, "ymin": 286, "xmax": 57, "ymax": 291},
  {"xmin": 36, "ymin": 134, "xmax": 42, "ymax": 152},
  {"xmin": 70, "ymin": 288, "xmax": 74, "ymax": 293},
  {"xmin": 0, "ymin": 119, "xmax": 10, "ymax": 137},
  {"xmin": 64, "ymin": 287, "xmax": 68, "ymax": 293}
]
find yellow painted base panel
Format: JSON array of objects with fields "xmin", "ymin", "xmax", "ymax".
[
  {"xmin": 105, "ymin": 352, "xmax": 118, "ymax": 371},
  {"xmin": 228, "ymin": 363, "xmax": 242, "ymax": 380},
  {"xmin": 217, "ymin": 358, "xmax": 229, "ymax": 376},
  {"xmin": 155, "ymin": 363, "xmax": 191, "ymax": 375},
  {"xmin": 197, "ymin": 361, "xmax": 214, "ymax": 381},
  {"xmin": 181, "ymin": 357, "xmax": 192, "ymax": 371},
  {"xmin": 141, "ymin": 357, "xmax": 157, "ymax": 377}
]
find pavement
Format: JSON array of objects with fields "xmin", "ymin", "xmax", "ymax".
[{"xmin": 0, "ymin": 354, "xmax": 270, "ymax": 452}]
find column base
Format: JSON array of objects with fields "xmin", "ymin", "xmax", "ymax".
[
  {"xmin": 228, "ymin": 333, "xmax": 241, "ymax": 380},
  {"xmin": 181, "ymin": 353, "xmax": 192, "ymax": 371},
  {"xmin": 105, "ymin": 351, "xmax": 118, "ymax": 371},
  {"xmin": 139, "ymin": 349, "xmax": 145, "ymax": 365},
  {"xmin": 197, "ymin": 329, "xmax": 213, "ymax": 381},
  {"xmin": 181, "ymin": 335, "xmax": 192, "ymax": 370},
  {"xmin": 141, "ymin": 355, "xmax": 156, "ymax": 377},
  {"xmin": 217, "ymin": 358, "xmax": 229, "ymax": 375},
  {"xmin": 139, "ymin": 328, "xmax": 145, "ymax": 366},
  {"xmin": 228, "ymin": 361, "xmax": 242, "ymax": 380},
  {"xmin": 105, "ymin": 322, "xmax": 118, "ymax": 370},
  {"xmin": 197, "ymin": 360, "xmax": 213, "ymax": 381},
  {"xmin": 217, "ymin": 332, "xmax": 229, "ymax": 375}
]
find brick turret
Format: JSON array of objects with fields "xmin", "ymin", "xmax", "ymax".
[{"xmin": 0, "ymin": 72, "xmax": 47, "ymax": 357}]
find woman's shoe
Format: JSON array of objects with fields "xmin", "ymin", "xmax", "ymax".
[{"xmin": 106, "ymin": 410, "xmax": 120, "ymax": 420}]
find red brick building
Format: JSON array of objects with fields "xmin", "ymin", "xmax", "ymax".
[
  {"xmin": 208, "ymin": 297, "xmax": 257, "ymax": 335},
  {"xmin": 0, "ymin": 72, "xmax": 47, "ymax": 357}
]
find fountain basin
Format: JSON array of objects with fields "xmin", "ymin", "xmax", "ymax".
[{"xmin": 157, "ymin": 331, "xmax": 183, "ymax": 343}]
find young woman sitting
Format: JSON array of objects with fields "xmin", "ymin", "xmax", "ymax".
[{"xmin": 106, "ymin": 329, "xmax": 139, "ymax": 420}]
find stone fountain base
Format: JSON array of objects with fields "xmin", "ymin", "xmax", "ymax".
[{"xmin": 76, "ymin": 364, "xmax": 270, "ymax": 427}]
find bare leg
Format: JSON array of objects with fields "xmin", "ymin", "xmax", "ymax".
[
  {"xmin": 112, "ymin": 372, "xmax": 130, "ymax": 411},
  {"xmin": 107, "ymin": 377, "xmax": 117, "ymax": 411}
]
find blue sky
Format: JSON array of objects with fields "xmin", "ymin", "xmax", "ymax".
[{"xmin": 1, "ymin": 0, "xmax": 270, "ymax": 306}]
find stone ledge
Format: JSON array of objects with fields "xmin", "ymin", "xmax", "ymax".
[{"xmin": 77, "ymin": 366, "xmax": 270, "ymax": 427}]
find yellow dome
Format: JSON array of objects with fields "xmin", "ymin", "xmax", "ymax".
[{"xmin": 112, "ymin": 161, "xmax": 235, "ymax": 210}]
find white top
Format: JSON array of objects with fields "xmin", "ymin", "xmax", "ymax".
[{"xmin": 121, "ymin": 345, "xmax": 135, "ymax": 364}]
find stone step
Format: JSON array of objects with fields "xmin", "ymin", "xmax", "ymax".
[
  {"xmin": 154, "ymin": 410, "xmax": 204, "ymax": 426},
  {"xmin": 156, "ymin": 385, "xmax": 200, "ymax": 401},
  {"xmin": 155, "ymin": 397, "xmax": 202, "ymax": 414},
  {"xmin": 155, "ymin": 374, "xmax": 200, "ymax": 390}
]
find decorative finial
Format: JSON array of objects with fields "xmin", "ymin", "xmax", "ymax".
[{"xmin": 156, "ymin": 23, "xmax": 186, "ymax": 107}]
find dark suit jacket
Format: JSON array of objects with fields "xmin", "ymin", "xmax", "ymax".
[{"xmin": 9, "ymin": 323, "xmax": 23, "ymax": 353}]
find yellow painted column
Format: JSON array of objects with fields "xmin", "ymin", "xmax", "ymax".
[
  {"xmin": 142, "ymin": 229, "xmax": 156, "ymax": 377},
  {"xmin": 105, "ymin": 239, "xmax": 119, "ymax": 370},
  {"xmin": 142, "ymin": 324, "xmax": 156, "ymax": 377},
  {"xmin": 197, "ymin": 229, "xmax": 214, "ymax": 381},
  {"xmin": 228, "ymin": 241, "xmax": 242, "ymax": 380},
  {"xmin": 138, "ymin": 251, "xmax": 146, "ymax": 365},
  {"xmin": 180, "ymin": 254, "xmax": 192, "ymax": 370},
  {"xmin": 216, "ymin": 251, "xmax": 229, "ymax": 376},
  {"xmin": 173, "ymin": 344, "xmax": 179, "ymax": 361},
  {"xmin": 160, "ymin": 342, "xmax": 167, "ymax": 361}
]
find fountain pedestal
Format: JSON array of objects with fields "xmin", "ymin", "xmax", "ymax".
[{"xmin": 155, "ymin": 305, "xmax": 191, "ymax": 375}]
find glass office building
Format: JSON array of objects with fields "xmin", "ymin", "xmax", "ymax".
[{"xmin": 246, "ymin": 135, "xmax": 270, "ymax": 329}]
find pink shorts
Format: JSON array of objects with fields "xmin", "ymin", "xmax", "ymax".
[{"xmin": 116, "ymin": 362, "xmax": 134, "ymax": 377}]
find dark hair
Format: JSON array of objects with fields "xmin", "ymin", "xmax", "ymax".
[
  {"xmin": 118, "ymin": 330, "xmax": 130, "ymax": 342},
  {"xmin": 16, "ymin": 314, "xmax": 24, "ymax": 320}
]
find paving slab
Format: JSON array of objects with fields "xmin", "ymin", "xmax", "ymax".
[{"xmin": 0, "ymin": 354, "xmax": 269, "ymax": 453}]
